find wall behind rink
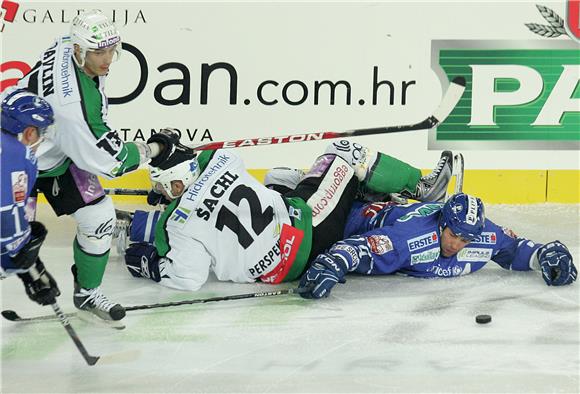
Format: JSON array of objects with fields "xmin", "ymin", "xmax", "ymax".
[{"xmin": 2, "ymin": 1, "xmax": 578, "ymax": 202}]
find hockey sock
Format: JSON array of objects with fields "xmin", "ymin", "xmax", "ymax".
[
  {"xmin": 363, "ymin": 153, "xmax": 422, "ymax": 194},
  {"xmin": 73, "ymin": 237, "xmax": 109, "ymax": 288}
]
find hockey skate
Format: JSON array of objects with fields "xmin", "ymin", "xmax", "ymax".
[
  {"xmin": 72, "ymin": 266, "xmax": 126, "ymax": 329},
  {"xmin": 402, "ymin": 151, "xmax": 454, "ymax": 202},
  {"xmin": 113, "ymin": 209, "xmax": 133, "ymax": 256}
]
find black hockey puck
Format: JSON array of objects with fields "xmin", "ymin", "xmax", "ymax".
[{"xmin": 476, "ymin": 314, "xmax": 492, "ymax": 324}]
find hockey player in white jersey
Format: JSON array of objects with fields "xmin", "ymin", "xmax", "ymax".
[
  {"xmin": 16, "ymin": 10, "xmax": 164, "ymax": 324},
  {"xmin": 122, "ymin": 130, "xmax": 455, "ymax": 291}
]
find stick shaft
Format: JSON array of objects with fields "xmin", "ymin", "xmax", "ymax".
[
  {"xmin": 51, "ymin": 302, "xmax": 99, "ymax": 366},
  {"xmin": 126, "ymin": 288, "xmax": 298, "ymax": 311},
  {"xmin": 192, "ymin": 118, "xmax": 435, "ymax": 151}
]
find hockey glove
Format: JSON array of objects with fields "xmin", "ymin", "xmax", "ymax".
[
  {"xmin": 147, "ymin": 189, "xmax": 171, "ymax": 206},
  {"xmin": 125, "ymin": 242, "xmax": 163, "ymax": 282},
  {"xmin": 147, "ymin": 128, "xmax": 194, "ymax": 168},
  {"xmin": 537, "ymin": 241, "xmax": 577, "ymax": 286},
  {"xmin": 11, "ymin": 221, "xmax": 47, "ymax": 270},
  {"xmin": 298, "ymin": 254, "xmax": 347, "ymax": 299},
  {"xmin": 17, "ymin": 259, "xmax": 60, "ymax": 306}
]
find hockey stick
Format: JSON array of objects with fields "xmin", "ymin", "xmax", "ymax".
[
  {"xmin": 104, "ymin": 188, "xmax": 148, "ymax": 196},
  {"xmin": 125, "ymin": 288, "xmax": 302, "ymax": 312},
  {"xmin": 4, "ymin": 304, "xmax": 139, "ymax": 365},
  {"xmin": 50, "ymin": 301, "xmax": 99, "ymax": 366},
  {"xmin": 191, "ymin": 76, "xmax": 466, "ymax": 151},
  {"xmin": 2, "ymin": 288, "xmax": 302, "ymax": 322}
]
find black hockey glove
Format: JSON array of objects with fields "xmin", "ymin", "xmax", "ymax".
[
  {"xmin": 11, "ymin": 221, "xmax": 47, "ymax": 270},
  {"xmin": 17, "ymin": 259, "xmax": 61, "ymax": 306},
  {"xmin": 125, "ymin": 242, "xmax": 163, "ymax": 282},
  {"xmin": 298, "ymin": 254, "xmax": 347, "ymax": 299},
  {"xmin": 147, "ymin": 128, "xmax": 195, "ymax": 168},
  {"xmin": 537, "ymin": 241, "xmax": 577, "ymax": 286},
  {"xmin": 147, "ymin": 189, "xmax": 171, "ymax": 207}
]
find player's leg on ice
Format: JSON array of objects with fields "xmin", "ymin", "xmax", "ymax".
[
  {"xmin": 323, "ymin": 140, "xmax": 453, "ymax": 202},
  {"xmin": 71, "ymin": 197, "xmax": 125, "ymax": 323},
  {"xmin": 34, "ymin": 166, "xmax": 125, "ymax": 324}
]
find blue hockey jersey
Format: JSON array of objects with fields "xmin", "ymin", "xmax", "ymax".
[
  {"xmin": 1, "ymin": 133, "xmax": 37, "ymax": 276},
  {"xmin": 334, "ymin": 201, "xmax": 542, "ymax": 278}
]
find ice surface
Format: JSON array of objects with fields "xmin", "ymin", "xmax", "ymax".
[{"xmin": 1, "ymin": 203, "xmax": 579, "ymax": 393}]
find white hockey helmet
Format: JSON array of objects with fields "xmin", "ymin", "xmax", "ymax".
[
  {"xmin": 149, "ymin": 153, "xmax": 201, "ymax": 200},
  {"xmin": 70, "ymin": 10, "xmax": 122, "ymax": 67}
]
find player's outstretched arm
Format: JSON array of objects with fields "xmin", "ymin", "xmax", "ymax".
[{"xmin": 298, "ymin": 236, "xmax": 372, "ymax": 299}]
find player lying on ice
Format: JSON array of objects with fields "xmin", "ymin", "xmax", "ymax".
[
  {"xmin": 1, "ymin": 89, "xmax": 61, "ymax": 307},
  {"xmin": 117, "ymin": 128, "xmax": 459, "ymax": 291},
  {"xmin": 297, "ymin": 192, "xmax": 577, "ymax": 299}
]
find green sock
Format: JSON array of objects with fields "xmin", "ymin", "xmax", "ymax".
[
  {"xmin": 73, "ymin": 237, "xmax": 109, "ymax": 289},
  {"xmin": 364, "ymin": 153, "xmax": 422, "ymax": 194}
]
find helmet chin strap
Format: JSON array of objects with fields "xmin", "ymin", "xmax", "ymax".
[{"xmin": 28, "ymin": 136, "xmax": 45, "ymax": 150}]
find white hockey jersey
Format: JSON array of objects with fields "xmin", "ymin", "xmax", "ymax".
[
  {"xmin": 155, "ymin": 150, "xmax": 295, "ymax": 291},
  {"xmin": 17, "ymin": 36, "xmax": 141, "ymax": 179}
]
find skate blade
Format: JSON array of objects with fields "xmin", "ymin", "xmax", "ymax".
[
  {"xmin": 445, "ymin": 153, "xmax": 465, "ymax": 201},
  {"xmin": 77, "ymin": 310, "xmax": 126, "ymax": 330}
]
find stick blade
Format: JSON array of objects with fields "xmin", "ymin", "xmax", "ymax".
[
  {"xmin": 432, "ymin": 76, "xmax": 466, "ymax": 124},
  {"xmin": 97, "ymin": 350, "xmax": 141, "ymax": 365},
  {"xmin": 2, "ymin": 310, "xmax": 21, "ymax": 321}
]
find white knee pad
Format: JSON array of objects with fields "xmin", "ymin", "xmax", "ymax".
[
  {"xmin": 324, "ymin": 140, "xmax": 378, "ymax": 181},
  {"xmin": 72, "ymin": 196, "xmax": 115, "ymax": 255}
]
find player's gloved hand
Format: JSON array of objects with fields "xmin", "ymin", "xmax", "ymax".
[
  {"xmin": 11, "ymin": 221, "xmax": 47, "ymax": 270},
  {"xmin": 17, "ymin": 259, "xmax": 60, "ymax": 306},
  {"xmin": 147, "ymin": 128, "xmax": 194, "ymax": 168},
  {"xmin": 537, "ymin": 241, "xmax": 577, "ymax": 286},
  {"xmin": 147, "ymin": 189, "xmax": 171, "ymax": 206},
  {"xmin": 298, "ymin": 254, "xmax": 347, "ymax": 299},
  {"xmin": 125, "ymin": 242, "xmax": 163, "ymax": 282}
]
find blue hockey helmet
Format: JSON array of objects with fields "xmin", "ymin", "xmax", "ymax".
[
  {"xmin": 1, "ymin": 89, "xmax": 54, "ymax": 135},
  {"xmin": 439, "ymin": 193, "xmax": 485, "ymax": 241}
]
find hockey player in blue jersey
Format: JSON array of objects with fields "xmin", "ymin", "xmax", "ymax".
[
  {"xmin": 0, "ymin": 88, "xmax": 60, "ymax": 306},
  {"xmin": 299, "ymin": 193, "xmax": 577, "ymax": 298}
]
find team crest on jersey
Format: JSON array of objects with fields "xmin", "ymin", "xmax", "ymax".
[
  {"xmin": 367, "ymin": 235, "xmax": 393, "ymax": 255},
  {"xmin": 472, "ymin": 232, "xmax": 497, "ymax": 245},
  {"xmin": 11, "ymin": 171, "xmax": 27, "ymax": 203},
  {"xmin": 170, "ymin": 207, "xmax": 192, "ymax": 224},
  {"xmin": 407, "ymin": 231, "xmax": 438, "ymax": 252}
]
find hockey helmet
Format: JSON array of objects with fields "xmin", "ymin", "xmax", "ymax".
[
  {"xmin": 149, "ymin": 132, "xmax": 200, "ymax": 200},
  {"xmin": 439, "ymin": 193, "xmax": 485, "ymax": 241},
  {"xmin": 1, "ymin": 88, "xmax": 54, "ymax": 136},
  {"xmin": 70, "ymin": 10, "xmax": 122, "ymax": 67}
]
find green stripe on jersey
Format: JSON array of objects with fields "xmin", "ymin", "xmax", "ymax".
[
  {"xmin": 281, "ymin": 197, "xmax": 313, "ymax": 282},
  {"xmin": 154, "ymin": 199, "xmax": 180, "ymax": 257},
  {"xmin": 75, "ymin": 67, "xmax": 111, "ymax": 140},
  {"xmin": 38, "ymin": 158, "xmax": 71, "ymax": 178}
]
